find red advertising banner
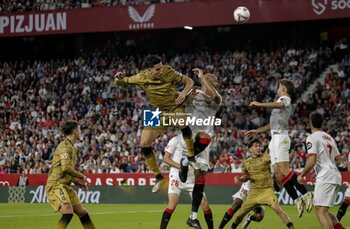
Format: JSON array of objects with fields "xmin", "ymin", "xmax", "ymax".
[
  {"xmin": 1, "ymin": 172, "xmax": 350, "ymax": 186},
  {"xmin": 0, "ymin": 0, "xmax": 349, "ymax": 37}
]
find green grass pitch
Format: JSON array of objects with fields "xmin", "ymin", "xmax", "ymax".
[{"xmin": 0, "ymin": 203, "xmax": 349, "ymax": 228}]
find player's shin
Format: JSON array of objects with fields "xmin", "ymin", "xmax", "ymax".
[
  {"xmin": 181, "ymin": 127, "xmax": 195, "ymax": 158},
  {"xmin": 281, "ymin": 172, "xmax": 299, "ymax": 200},
  {"xmin": 79, "ymin": 213, "xmax": 96, "ymax": 229},
  {"xmin": 290, "ymin": 173, "xmax": 307, "ymax": 195},
  {"xmin": 337, "ymin": 198, "xmax": 350, "ymax": 221},
  {"xmin": 56, "ymin": 213, "xmax": 73, "ymax": 229},
  {"xmin": 203, "ymin": 209, "xmax": 213, "ymax": 229},
  {"xmin": 191, "ymin": 178, "xmax": 205, "ymax": 219},
  {"xmin": 160, "ymin": 208, "xmax": 174, "ymax": 229},
  {"xmin": 218, "ymin": 208, "xmax": 235, "ymax": 229},
  {"xmin": 142, "ymin": 147, "xmax": 163, "ymax": 181}
]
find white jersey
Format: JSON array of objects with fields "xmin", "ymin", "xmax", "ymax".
[
  {"xmin": 232, "ymin": 181, "xmax": 251, "ymax": 201},
  {"xmin": 185, "ymin": 89, "xmax": 221, "ymax": 137},
  {"xmin": 306, "ymin": 131, "xmax": 341, "ymax": 185},
  {"xmin": 270, "ymin": 96, "xmax": 291, "ymax": 133},
  {"xmin": 165, "ymin": 135, "xmax": 188, "ymax": 174}
]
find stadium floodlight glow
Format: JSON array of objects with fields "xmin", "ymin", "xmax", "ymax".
[{"xmin": 184, "ymin": 26, "xmax": 193, "ymax": 30}]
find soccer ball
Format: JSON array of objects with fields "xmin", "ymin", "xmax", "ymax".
[{"xmin": 233, "ymin": 6, "xmax": 250, "ymax": 23}]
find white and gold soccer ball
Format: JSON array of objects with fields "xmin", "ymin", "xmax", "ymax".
[{"xmin": 233, "ymin": 6, "xmax": 250, "ymax": 23}]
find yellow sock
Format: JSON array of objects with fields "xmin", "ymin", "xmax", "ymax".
[
  {"xmin": 184, "ymin": 138, "xmax": 195, "ymax": 158},
  {"xmin": 145, "ymin": 154, "xmax": 161, "ymax": 176},
  {"xmin": 56, "ymin": 221, "xmax": 68, "ymax": 229}
]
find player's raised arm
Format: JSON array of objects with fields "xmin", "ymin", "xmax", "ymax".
[
  {"xmin": 175, "ymin": 75, "xmax": 194, "ymax": 105},
  {"xmin": 244, "ymin": 124, "xmax": 270, "ymax": 137},
  {"xmin": 249, "ymin": 101, "xmax": 285, "ymax": 109},
  {"xmin": 193, "ymin": 68, "xmax": 221, "ymax": 105}
]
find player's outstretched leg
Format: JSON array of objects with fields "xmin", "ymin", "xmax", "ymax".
[
  {"xmin": 337, "ymin": 197, "xmax": 350, "ymax": 221},
  {"xmin": 242, "ymin": 206, "xmax": 265, "ymax": 229}
]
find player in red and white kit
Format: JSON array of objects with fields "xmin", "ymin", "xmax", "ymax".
[{"xmin": 298, "ymin": 112, "xmax": 344, "ymax": 229}]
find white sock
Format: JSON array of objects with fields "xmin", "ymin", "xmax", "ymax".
[
  {"xmin": 190, "ymin": 212, "xmax": 198, "ymax": 220},
  {"xmin": 181, "ymin": 158, "xmax": 189, "ymax": 166}
]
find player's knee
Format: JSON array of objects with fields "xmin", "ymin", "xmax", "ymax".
[
  {"xmin": 60, "ymin": 203, "xmax": 73, "ymax": 214},
  {"xmin": 74, "ymin": 204, "xmax": 88, "ymax": 217}
]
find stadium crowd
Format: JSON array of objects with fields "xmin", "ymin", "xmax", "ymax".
[
  {"xmin": 0, "ymin": 0, "xmax": 188, "ymax": 13},
  {"xmin": 0, "ymin": 41, "xmax": 349, "ymax": 176}
]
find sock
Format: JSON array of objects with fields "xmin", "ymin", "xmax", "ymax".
[
  {"xmin": 281, "ymin": 172, "xmax": 299, "ymax": 200},
  {"xmin": 218, "ymin": 208, "xmax": 235, "ymax": 229},
  {"xmin": 142, "ymin": 147, "xmax": 162, "ymax": 178},
  {"xmin": 181, "ymin": 127, "xmax": 194, "ymax": 158},
  {"xmin": 290, "ymin": 173, "xmax": 307, "ymax": 195},
  {"xmin": 190, "ymin": 212, "xmax": 198, "ymax": 220},
  {"xmin": 192, "ymin": 179, "xmax": 205, "ymax": 214},
  {"xmin": 204, "ymin": 208, "xmax": 214, "ymax": 229},
  {"xmin": 337, "ymin": 198, "xmax": 350, "ymax": 221},
  {"xmin": 334, "ymin": 223, "xmax": 344, "ymax": 229},
  {"xmin": 56, "ymin": 214, "xmax": 73, "ymax": 229},
  {"xmin": 231, "ymin": 222, "xmax": 239, "ymax": 229},
  {"xmin": 160, "ymin": 208, "xmax": 173, "ymax": 229},
  {"xmin": 247, "ymin": 214, "xmax": 254, "ymax": 221},
  {"xmin": 193, "ymin": 136, "xmax": 211, "ymax": 156},
  {"xmin": 80, "ymin": 213, "xmax": 95, "ymax": 229},
  {"xmin": 287, "ymin": 222, "xmax": 294, "ymax": 228}
]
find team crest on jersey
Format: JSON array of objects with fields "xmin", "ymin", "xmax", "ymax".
[
  {"xmin": 61, "ymin": 152, "xmax": 68, "ymax": 159},
  {"xmin": 306, "ymin": 142, "xmax": 312, "ymax": 150}
]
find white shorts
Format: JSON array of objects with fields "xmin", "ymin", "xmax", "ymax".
[
  {"xmin": 168, "ymin": 169, "xmax": 195, "ymax": 196},
  {"xmin": 268, "ymin": 134, "xmax": 290, "ymax": 165},
  {"xmin": 232, "ymin": 182, "xmax": 250, "ymax": 202},
  {"xmin": 195, "ymin": 147, "xmax": 210, "ymax": 171},
  {"xmin": 344, "ymin": 185, "xmax": 350, "ymax": 198},
  {"xmin": 314, "ymin": 182, "xmax": 340, "ymax": 207}
]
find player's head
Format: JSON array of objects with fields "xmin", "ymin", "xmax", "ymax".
[
  {"xmin": 247, "ymin": 138, "xmax": 261, "ymax": 156},
  {"xmin": 204, "ymin": 73, "xmax": 218, "ymax": 88},
  {"xmin": 62, "ymin": 120, "xmax": 80, "ymax": 139},
  {"xmin": 277, "ymin": 79, "xmax": 294, "ymax": 97},
  {"xmin": 309, "ymin": 111, "xmax": 323, "ymax": 129},
  {"xmin": 144, "ymin": 55, "xmax": 163, "ymax": 80}
]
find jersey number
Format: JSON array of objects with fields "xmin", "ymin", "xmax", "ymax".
[
  {"xmin": 327, "ymin": 144, "xmax": 332, "ymax": 158},
  {"xmin": 171, "ymin": 180, "xmax": 179, "ymax": 187}
]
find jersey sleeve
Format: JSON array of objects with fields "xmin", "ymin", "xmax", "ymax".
[
  {"xmin": 331, "ymin": 139, "xmax": 340, "ymax": 157},
  {"xmin": 125, "ymin": 72, "xmax": 144, "ymax": 84},
  {"xmin": 278, "ymin": 96, "xmax": 291, "ymax": 107},
  {"xmin": 306, "ymin": 135, "xmax": 318, "ymax": 156},
  {"xmin": 60, "ymin": 146, "xmax": 84, "ymax": 179},
  {"xmin": 164, "ymin": 137, "xmax": 178, "ymax": 155},
  {"xmin": 163, "ymin": 65, "xmax": 183, "ymax": 84}
]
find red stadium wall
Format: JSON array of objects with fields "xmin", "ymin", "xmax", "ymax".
[
  {"xmin": 0, "ymin": 0, "xmax": 349, "ymax": 37},
  {"xmin": 1, "ymin": 173, "xmax": 350, "ymax": 186}
]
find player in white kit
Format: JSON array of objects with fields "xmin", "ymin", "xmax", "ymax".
[
  {"xmin": 297, "ymin": 112, "xmax": 344, "ymax": 229},
  {"xmin": 218, "ymin": 180, "xmax": 265, "ymax": 229},
  {"xmin": 160, "ymin": 134, "xmax": 213, "ymax": 229},
  {"xmin": 179, "ymin": 68, "xmax": 221, "ymax": 228},
  {"xmin": 336, "ymin": 151, "xmax": 350, "ymax": 221},
  {"xmin": 245, "ymin": 79, "xmax": 312, "ymax": 217}
]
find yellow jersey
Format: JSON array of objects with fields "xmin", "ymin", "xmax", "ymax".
[
  {"xmin": 116, "ymin": 65, "xmax": 183, "ymax": 111},
  {"xmin": 243, "ymin": 153, "xmax": 273, "ymax": 190},
  {"xmin": 46, "ymin": 139, "xmax": 84, "ymax": 186}
]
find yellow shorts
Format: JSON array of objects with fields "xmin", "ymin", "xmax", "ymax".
[
  {"xmin": 239, "ymin": 188, "xmax": 277, "ymax": 216},
  {"xmin": 45, "ymin": 184, "xmax": 81, "ymax": 212}
]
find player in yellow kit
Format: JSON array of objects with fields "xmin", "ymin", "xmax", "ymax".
[
  {"xmin": 231, "ymin": 139, "xmax": 295, "ymax": 229},
  {"xmin": 46, "ymin": 120, "xmax": 95, "ymax": 229},
  {"xmin": 115, "ymin": 55, "xmax": 196, "ymax": 192}
]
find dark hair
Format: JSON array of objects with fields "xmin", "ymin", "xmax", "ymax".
[
  {"xmin": 279, "ymin": 79, "xmax": 294, "ymax": 96},
  {"xmin": 61, "ymin": 120, "xmax": 79, "ymax": 136},
  {"xmin": 247, "ymin": 138, "xmax": 261, "ymax": 148},
  {"xmin": 144, "ymin": 55, "xmax": 162, "ymax": 68},
  {"xmin": 310, "ymin": 112, "xmax": 323, "ymax": 128}
]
